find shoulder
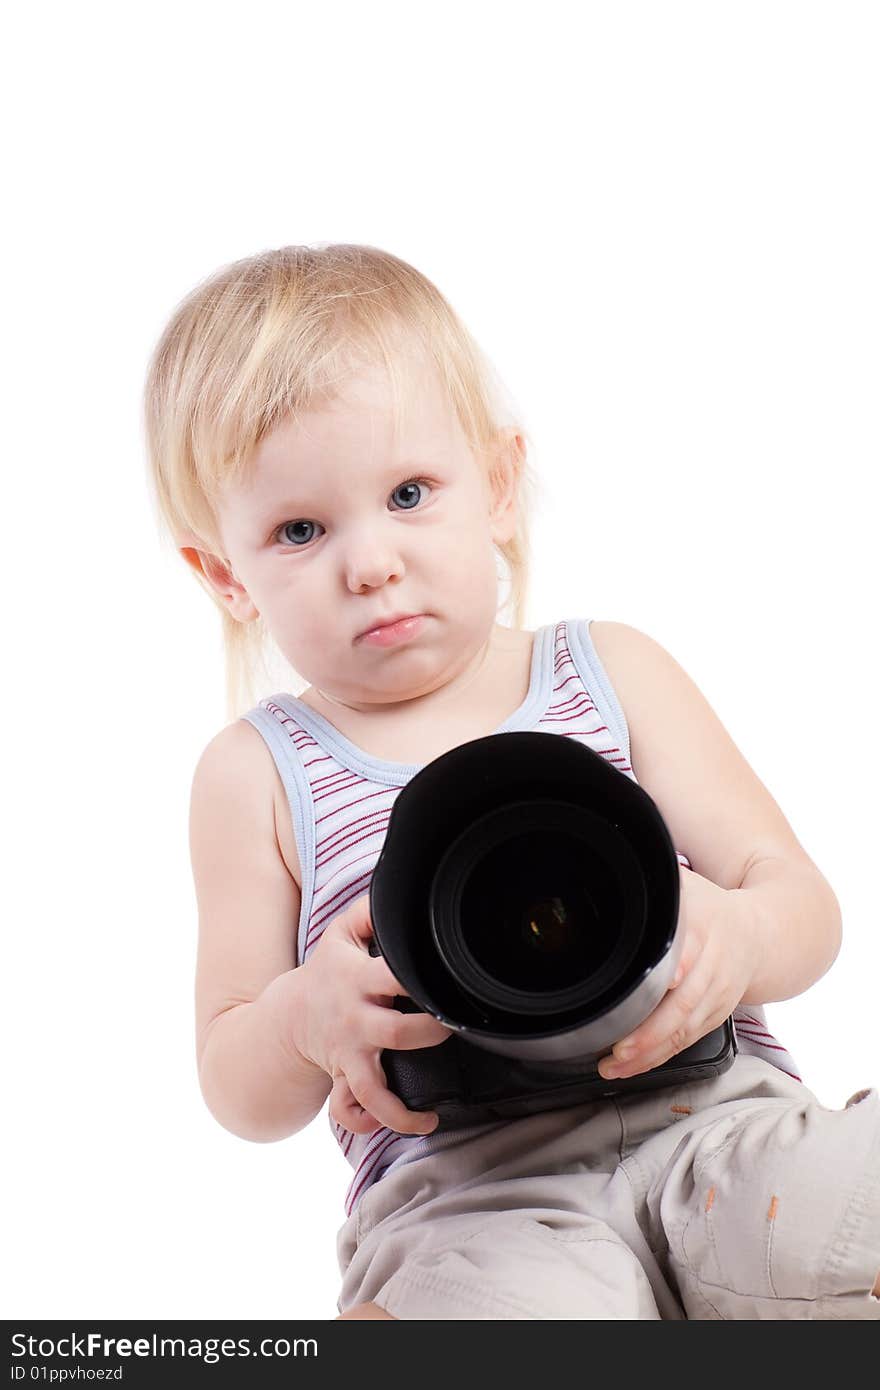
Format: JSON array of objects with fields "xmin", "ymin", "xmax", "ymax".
[
  {"xmin": 588, "ymin": 619, "xmax": 665, "ymax": 662},
  {"xmin": 191, "ymin": 717, "xmax": 277, "ymax": 798},
  {"xmin": 585, "ymin": 619, "xmax": 714, "ymax": 741},
  {"xmin": 190, "ymin": 719, "xmax": 286, "ymax": 845},
  {"xmin": 587, "ymin": 620, "xmax": 686, "ymax": 694},
  {"xmin": 191, "ymin": 719, "xmax": 302, "ymax": 889},
  {"xmin": 584, "ymin": 619, "xmax": 709, "ymax": 780},
  {"xmin": 586, "ymin": 621, "xmax": 673, "ymax": 713}
]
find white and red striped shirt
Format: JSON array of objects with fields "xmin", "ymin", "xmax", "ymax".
[{"xmin": 243, "ymin": 618, "xmax": 800, "ymax": 1215}]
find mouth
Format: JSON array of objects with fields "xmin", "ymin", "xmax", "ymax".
[
  {"xmin": 357, "ymin": 612, "xmax": 420, "ymax": 638},
  {"xmin": 357, "ymin": 613, "xmax": 427, "ymax": 646}
]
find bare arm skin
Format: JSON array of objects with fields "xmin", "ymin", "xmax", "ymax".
[
  {"xmin": 189, "ymin": 720, "xmax": 448, "ymax": 1142},
  {"xmin": 191, "ymin": 721, "xmax": 331, "ymax": 1143}
]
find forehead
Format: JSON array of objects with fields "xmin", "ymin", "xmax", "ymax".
[{"xmin": 251, "ymin": 356, "xmax": 458, "ymax": 481}]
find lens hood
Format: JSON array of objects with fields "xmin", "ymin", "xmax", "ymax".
[{"xmin": 369, "ymin": 730, "xmax": 684, "ymax": 1062}]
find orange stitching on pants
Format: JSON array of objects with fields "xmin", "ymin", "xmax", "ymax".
[
  {"xmin": 765, "ymin": 1195, "xmax": 779, "ymax": 1297},
  {"xmin": 705, "ymin": 1186, "xmax": 716, "ymax": 1213},
  {"xmin": 671, "ymin": 1105, "xmax": 692, "ymax": 1115}
]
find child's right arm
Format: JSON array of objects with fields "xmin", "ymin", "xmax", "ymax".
[{"xmin": 190, "ymin": 722, "xmax": 450, "ymax": 1144}]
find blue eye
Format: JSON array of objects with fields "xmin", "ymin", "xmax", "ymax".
[
  {"xmin": 275, "ymin": 478, "xmax": 432, "ymax": 548},
  {"xmin": 391, "ymin": 479, "xmax": 426, "ymax": 510},
  {"xmin": 278, "ymin": 519, "xmax": 320, "ymax": 547}
]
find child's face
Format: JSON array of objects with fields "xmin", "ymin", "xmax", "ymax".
[{"xmin": 212, "ymin": 356, "xmax": 516, "ymax": 708}]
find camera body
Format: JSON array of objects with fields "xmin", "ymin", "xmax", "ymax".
[
  {"xmin": 379, "ymin": 1009, "xmax": 736, "ymax": 1126},
  {"xmin": 369, "ymin": 731, "xmax": 735, "ymax": 1127}
]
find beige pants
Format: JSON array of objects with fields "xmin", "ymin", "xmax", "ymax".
[{"xmin": 336, "ymin": 1056, "xmax": 880, "ymax": 1319}]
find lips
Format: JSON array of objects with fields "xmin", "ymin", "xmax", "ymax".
[{"xmin": 358, "ymin": 612, "xmax": 422, "ymax": 639}]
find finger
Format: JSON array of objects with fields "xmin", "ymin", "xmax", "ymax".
[
  {"xmin": 617, "ymin": 949, "xmax": 713, "ymax": 1058},
  {"xmin": 608, "ymin": 1008, "xmax": 727, "ymax": 1079},
  {"xmin": 328, "ymin": 1073, "xmax": 382, "ymax": 1135},
  {"xmin": 598, "ymin": 963, "xmax": 713, "ymax": 1078},
  {"xmin": 365, "ymin": 1003, "xmax": 453, "ymax": 1051},
  {"xmin": 670, "ymin": 923, "xmax": 701, "ymax": 990},
  {"xmin": 343, "ymin": 893, "xmax": 375, "ymax": 944},
  {"xmin": 671, "ymin": 957, "xmax": 689, "ymax": 989},
  {"xmin": 367, "ymin": 951, "xmax": 410, "ymax": 999},
  {"xmin": 345, "ymin": 1055, "xmax": 440, "ymax": 1137}
]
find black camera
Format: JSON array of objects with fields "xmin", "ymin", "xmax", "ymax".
[{"xmin": 369, "ymin": 731, "xmax": 735, "ymax": 1127}]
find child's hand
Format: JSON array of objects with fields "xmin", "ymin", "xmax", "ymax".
[
  {"xmin": 290, "ymin": 893, "xmax": 453, "ymax": 1136},
  {"xmin": 597, "ymin": 865, "xmax": 759, "ymax": 1081}
]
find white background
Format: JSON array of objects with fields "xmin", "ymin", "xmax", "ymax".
[{"xmin": 4, "ymin": 1, "xmax": 878, "ymax": 1320}]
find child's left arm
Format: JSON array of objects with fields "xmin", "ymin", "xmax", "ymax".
[{"xmin": 586, "ymin": 622, "xmax": 843, "ymax": 1082}]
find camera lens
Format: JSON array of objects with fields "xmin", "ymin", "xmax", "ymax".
[
  {"xmin": 459, "ymin": 829, "xmax": 617, "ymax": 993},
  {"xmin": 429, "ymin": 799, "xmax": 647, "ymax": 1021},
  {"xmin": 520, "ymin": 895, "xmax": 579, "ymax": 957}
]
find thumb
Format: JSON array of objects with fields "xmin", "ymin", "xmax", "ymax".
[{"xmin": 344, "ymin": 893, "xmax": 375, "ymax": 945}]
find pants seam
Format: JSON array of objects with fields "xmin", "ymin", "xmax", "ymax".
[
  {"xmin": 765, "ymin": 1194, "xmax": 779, "ymax": 1299},
  {"xmin": 820, "ymin": 1093, "xmax": 880, "ymax": 1300}
]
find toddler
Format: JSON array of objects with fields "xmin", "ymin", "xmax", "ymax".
[{"xmin": 143, "ymin": 242, "xmax": 880, "ymax": 1319}]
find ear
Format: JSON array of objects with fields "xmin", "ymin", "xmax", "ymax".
[
  {"xmin": 177, "ymin": 532, "xmax": 259, "ymax": 623},
  {"xmin": 487, "ymin": 428, "xmax": 526, "ymax": 546}
]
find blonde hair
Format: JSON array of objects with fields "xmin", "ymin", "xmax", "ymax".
[{"xmin": 142, "ymin": 243, "xmax": 538, "ymax": 719}]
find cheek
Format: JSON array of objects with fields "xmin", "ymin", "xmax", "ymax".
[
  {"xmin": 432, "ymin": 509, "xmax": 497, "ymax": 566},
  {"xmin": 432, "ymin": 538, "xmax": 496, "ymax": 592}
]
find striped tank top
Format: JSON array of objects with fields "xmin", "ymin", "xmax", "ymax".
[{"xmin": 242, "ymin": 618, "xmax": 800, "ymax": 1216}]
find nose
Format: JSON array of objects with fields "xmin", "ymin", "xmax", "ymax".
[{"xmin": 342, "ymin": 523, "xmax": 406, "ymax": 593}]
